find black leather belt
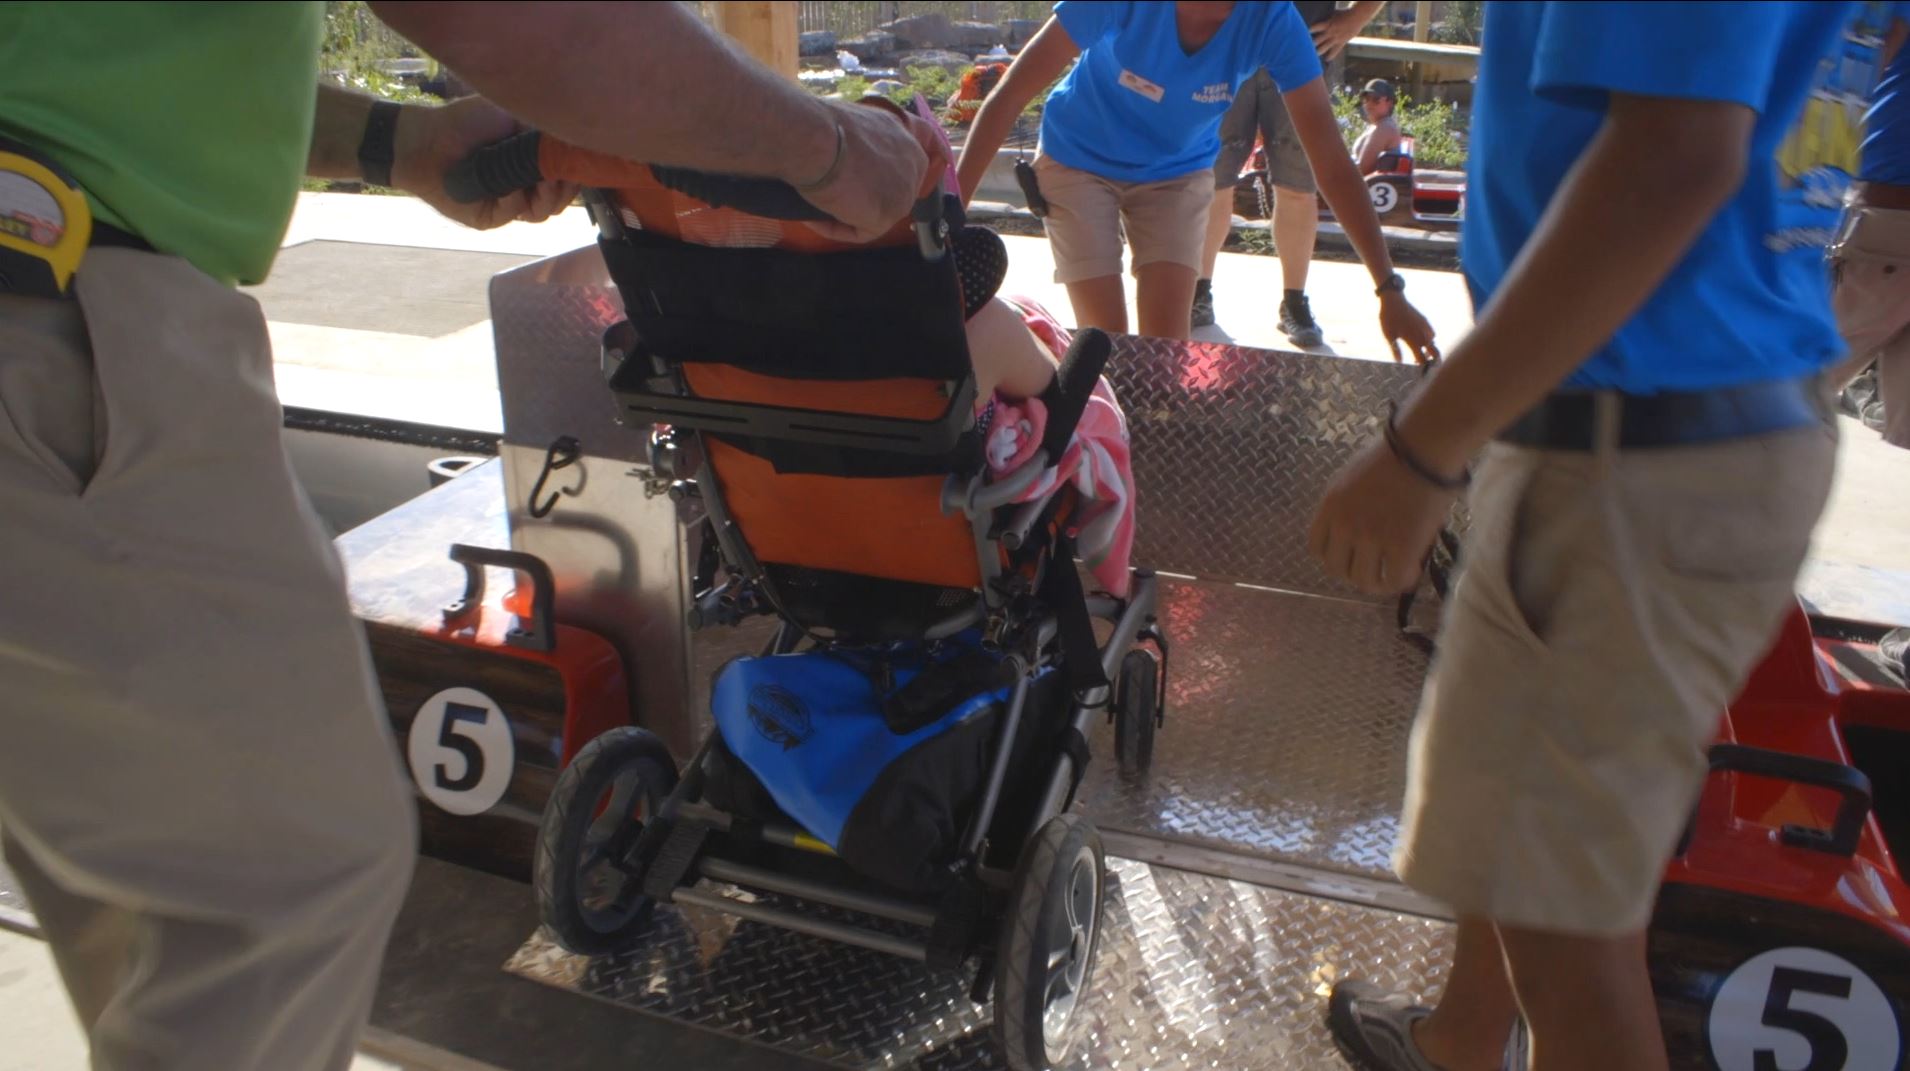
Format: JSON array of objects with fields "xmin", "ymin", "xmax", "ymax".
[
  {"xmin": 1496, "ymin": 374, "xmax": 1828, "ymax": 450},
  {"xmin": 91, "ymin": 222, "xmax": 154, "ymax": 254}
]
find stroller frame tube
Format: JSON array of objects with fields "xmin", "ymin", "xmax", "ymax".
[
  {"xmin": 675, "ymin": 886, "xmax": 931, "ymax": 962},
  {"xmin": 698, "ymin": 857, "xmax": 941, "ymax": 929},
  {"xmin": 1033, "ymin": 571, "xmax": 1159, "ymax": 825}
]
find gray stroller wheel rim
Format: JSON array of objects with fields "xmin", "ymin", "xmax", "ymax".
[{"xmin": 1041, "ymin": 842, "xmax": 1101, "ymax": 1063}]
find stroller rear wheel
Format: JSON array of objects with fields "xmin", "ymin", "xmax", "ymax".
[
  {"xmin": 534, "ymin": 726, "xmax": 678, "ymax": 956},
  {"xmin": 992, "ymin": 812, "xmax": 1107, "ymax": 1071}
]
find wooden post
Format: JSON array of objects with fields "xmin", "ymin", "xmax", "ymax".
[
  {"xmin": 713, "ymin": 1, "xmax": 799, "ymax": 80},
  {"xmin": 1413, "ymin": 0, "xmax": 1433, "ymax": 42}
]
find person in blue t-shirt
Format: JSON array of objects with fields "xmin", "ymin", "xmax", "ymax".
[
  {"xmin": 1832, "ymin": 3, "xmax": 1910, "ymax": 449},
  {"xmin": 954, "ymin": 1, "xmax": 1437, "ymax": 354},
  {"xmin": 1309, "ymin": 4, "xmax": 1864, "ymax": 1070}
]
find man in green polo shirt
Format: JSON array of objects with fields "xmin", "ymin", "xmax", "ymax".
[{"xmin": 0, "ymin": 4, "xmax": 930, "ymax": 1069}]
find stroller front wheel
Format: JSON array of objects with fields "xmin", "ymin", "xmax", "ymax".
[
  {"xmin": 534, "ymin": 726, "xmax": 679, "ymax": 956},
  {"xmin": 992, "ymin": 812, "xmax": 1107, "ymax": 1071}
]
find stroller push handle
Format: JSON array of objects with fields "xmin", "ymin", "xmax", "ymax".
[
  {"xmin": 443, "ymin": 128, "xmax": 838, "ymax": 223},
  {"xmin": 1040, "ymin": 328, "xmax": 1114, "ymax": 463},
  {"xmin": 443, "ymin": 128, "xmax": 951, "ymax": 259}
]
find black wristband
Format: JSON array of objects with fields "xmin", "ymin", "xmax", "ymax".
[
  {"xmin": 1383, "ymin": 402, "xmax": 1468, "ymax": 490},
  {"xmin": 357, "ymin": 100, "xmax": 401, "ymax": 188},
  {"xmin": 1375, "ymin": 271, "xmax": 1406, "ymax": 297}
]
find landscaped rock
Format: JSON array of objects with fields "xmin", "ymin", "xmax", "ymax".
[
  {"xmin": 1002, "ymin": 19, "xmax": 1042, "ymax": 47},
  {"xmin": 798, "ymin": 30, "xmax": 837, "ymax": 57},
  {"xmin": 878, "ymin": 13, "xmax": 1000, "ymax": 51},
  {"xmin": 895, "ymin": 48, "xmax": 973, "ymax": 75},
  {"xmin": 840, "ymin": 30, "xmax": 898, "ymax": 62}
]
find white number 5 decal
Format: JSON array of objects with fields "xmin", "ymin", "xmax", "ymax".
[
  {"xmin": 407, "ymin": 687, "xmax": 515, "ymax": 817},
  {"xmin": 1707, "ymin": 947, "xmax": 1900, "ymax": 1071}
]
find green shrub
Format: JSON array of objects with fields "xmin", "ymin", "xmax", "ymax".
[
  {"xmin": 1397, "ymin": 97, "xmax": 1466, "ymax": 170},
  {"xmin": 902, "ymin": 64, "xmax": 958, "ymax": 105}
]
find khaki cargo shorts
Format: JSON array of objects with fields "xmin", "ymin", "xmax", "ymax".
[
  {"xmin": 1032, "ymin": 154, "xmax": 1213, "ymax": 284},
  {"xmin": 1394, "ymin": 398, "xmax": 1837, "ymax": 936}
]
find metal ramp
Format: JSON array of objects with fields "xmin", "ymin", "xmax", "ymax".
[{"xmin": 484, "ymin": 257, "xmax": 1454, "ymax": 1069}]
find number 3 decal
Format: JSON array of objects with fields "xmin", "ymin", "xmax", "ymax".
[
  {"xmin": 1707, "ymin": 947, "xmax": 1900, "ymax": 1071},
  {"xmin": 407, "ymin": 687, "xmax": 516, "ymax": 816}
]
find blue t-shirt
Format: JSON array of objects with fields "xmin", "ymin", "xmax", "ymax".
[
  {"xmin": 1465, "ymin": 1, "xmax": 1861, "ymax": 393},
  {"xmin": 1860, "ymin": 4, "xmax": 1910, "ymax": 183},
  {"xmin": 1040, "ymin": 1, "xmax": 1322, "ymax": 183}
]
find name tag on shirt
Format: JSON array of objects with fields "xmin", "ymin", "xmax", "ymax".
[{"xmin": 1118, "ymin": 69, "xmax": 1165, "ymax": 103}]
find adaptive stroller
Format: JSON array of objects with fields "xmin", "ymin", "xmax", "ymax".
[{"xmin": 447, "ymin": 99, "xmax": 1167, "ymax": 1071}]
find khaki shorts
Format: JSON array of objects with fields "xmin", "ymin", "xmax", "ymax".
[
  {"xmin": 1832, "ymin": 204, "xmax": 1910, "ymax": 449},
  {"xmin": 1033, "ymin": 154, "xmax": 1213, "ymax": 284},
  {"xmin": 1395, "ymin": 398, "xmax": 1837, "ymax": 936}
]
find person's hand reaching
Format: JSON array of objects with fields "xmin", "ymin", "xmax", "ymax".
[
  {"xmin": 1379, "ymin": 290, "xmax": 1440, "ymax": 366},
  {"xmin": 393, "ymin": 95, "xmax": 578, "ymax": 230},
  {"xmin": 795, "ymin": 100, "xmax": 943, "ymax": 243}
]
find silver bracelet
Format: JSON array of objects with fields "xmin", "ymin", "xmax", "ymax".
[{"xmin": 794, "ymin": 120, "xmax": 846, "ymax": 192}]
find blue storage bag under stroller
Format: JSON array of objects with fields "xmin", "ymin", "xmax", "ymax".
[{"xmin": 710, "ymin": 634, "xmax": 1044, "ymax": 892}]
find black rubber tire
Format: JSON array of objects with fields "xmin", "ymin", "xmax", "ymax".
[
  {"xmin": 1114, "ymin": 648, "xmax": 1158, "ymax": 776},
  {"xmin": 534, "ymin": 726, "xmax": 678, "ymax": 956},
  {"xmin": 991, "ymin": 813, "xmax": 1107, "ymax": 1071}
]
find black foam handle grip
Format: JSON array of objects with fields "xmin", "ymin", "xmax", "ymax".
[
  {"xmin": 1039, "ymin": 328, "xmax": 1113, "ymax": 462},
  {"xmin": 444, "ymin": 131, "xmax": 546, "ymax": 204},
  {"xmin": 649, "ymin": 165, "xmax": 833, "ymax": 221}
]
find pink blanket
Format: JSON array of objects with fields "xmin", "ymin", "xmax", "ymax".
[{"xmin": 985, "ymin": 298, "xmax": 1137, "ymax": 598}]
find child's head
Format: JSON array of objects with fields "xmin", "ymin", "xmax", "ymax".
[{"xmin": 1361, "ymin": 79, "xmax": 1397, "ymax": 122}]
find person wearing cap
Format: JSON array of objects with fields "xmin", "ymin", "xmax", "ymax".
[
  {"xmin": 1194, "ymin": 1, "xmax": 1385, "ymax": 340},
  {"xmin": 0, "ymin": 3, "xmax": 930, "ymax": 1069},
  {"xmin": 1353, "ymin": 78, "xmax": 1403, "ymax": 175},
  {"xmin": 956, "ymin": 0, "xmax": 1438, "ymax": 356},
  {"xmin": 1312, "ymin": 2, "xmax": 1873, "ymax": 1069}
]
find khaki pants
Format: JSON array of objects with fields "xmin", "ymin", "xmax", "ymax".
[
  {"xmin": 0, "ymin": 249, "xmax": 415, "ymax": 1069},
  {"xmin": 1831, "ymin": 204, "xmax": 1910, "ymax": 449},
  {"xmin": 1395, "ymin": 396, "xmax": 1836, "ymax": 936}
]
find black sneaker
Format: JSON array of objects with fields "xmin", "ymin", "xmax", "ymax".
[
  {"xmin": 1280, "ymin": 293, "xmax": 1324, "ymax": 347},
  {"xmin": 1191, "ymin": 284, "xmax": 1216, "ymax": 328}
]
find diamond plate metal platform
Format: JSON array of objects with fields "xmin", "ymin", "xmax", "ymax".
[
  {"xmin": 505, "ymin": 857, "xmax": 1451, "ymax": 1071},
  {"xmin": 1077, "ymin": 579, "xmax": 1428, "ymax": 880}
]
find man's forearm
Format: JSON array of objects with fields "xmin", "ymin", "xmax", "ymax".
[
  {"xmin": 308, "ymin": 82, "xmax": 378, "ymax": 181},
  {"xmin": 368, "ymin": 1, "xmax": 836, "ymax": 185},
  {"xmin": 1396, "ymin": 96, "xmax": 1753, "ymax": 472}
]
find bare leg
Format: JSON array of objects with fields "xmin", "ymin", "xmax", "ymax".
[
  {"xmin": 1415, "ymin": 917, "xmax": 1526, "ymax": 1071},
  {"xmin": 1272, "ymin": 184, "xmax": 1318, "ymax": 292},
  {"xmin": 966, "ymin": 297, "xmax": 1058, "ymax": 401},
  {"xmin": 1135, "ymin": 261, "xmax": 1198, "ymax": 340},
  {"xmin": 1064, "ymin": 275, "xmax": 1130, "ymax": 335},
  {"xmin": 1200, "ymin": 186, "xmax": 1233, "ymax": 280},
  {"xmin": 1500, "ymin": 926, "xmax": 1667, "ymax": 1071}
]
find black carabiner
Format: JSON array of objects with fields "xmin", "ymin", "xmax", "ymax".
[{"xmin": 528, "ymin": 435, "xmax": 581, "ymax": 519}]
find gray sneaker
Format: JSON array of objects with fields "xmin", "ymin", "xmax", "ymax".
[{"xmin": 1328, "ymin": 979, "xmax": 1529, "ymax": 1071}]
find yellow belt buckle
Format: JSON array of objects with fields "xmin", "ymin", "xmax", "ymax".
[{"xmin": 0, "ymin": 137, "xmax": 91, "ymax": 298}]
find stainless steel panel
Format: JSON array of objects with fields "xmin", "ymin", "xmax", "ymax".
[
  {"xmin": 504, "ymin": 857, "xmax": 1453, "ymax": 1070},
  {"xmin": 1078, "ymin": 579, "xmax": 1426, "ymax": 880},
  {"xmin": 1101, "ymin": 338, "xmax": 1427, "ymax": 597},
  {"xmin": 489, "ymin": 247, "xmax": 702, "ymax": 755}
]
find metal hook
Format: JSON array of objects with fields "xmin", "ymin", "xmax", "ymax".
[{"xmin": 528, "ymin": 435, "xmax": 581, "ymax": 519}]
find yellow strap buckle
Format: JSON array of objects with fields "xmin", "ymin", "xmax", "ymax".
[{"xmin": 0, "ymin": 138, "xmax": 91, "ymax": 297}]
